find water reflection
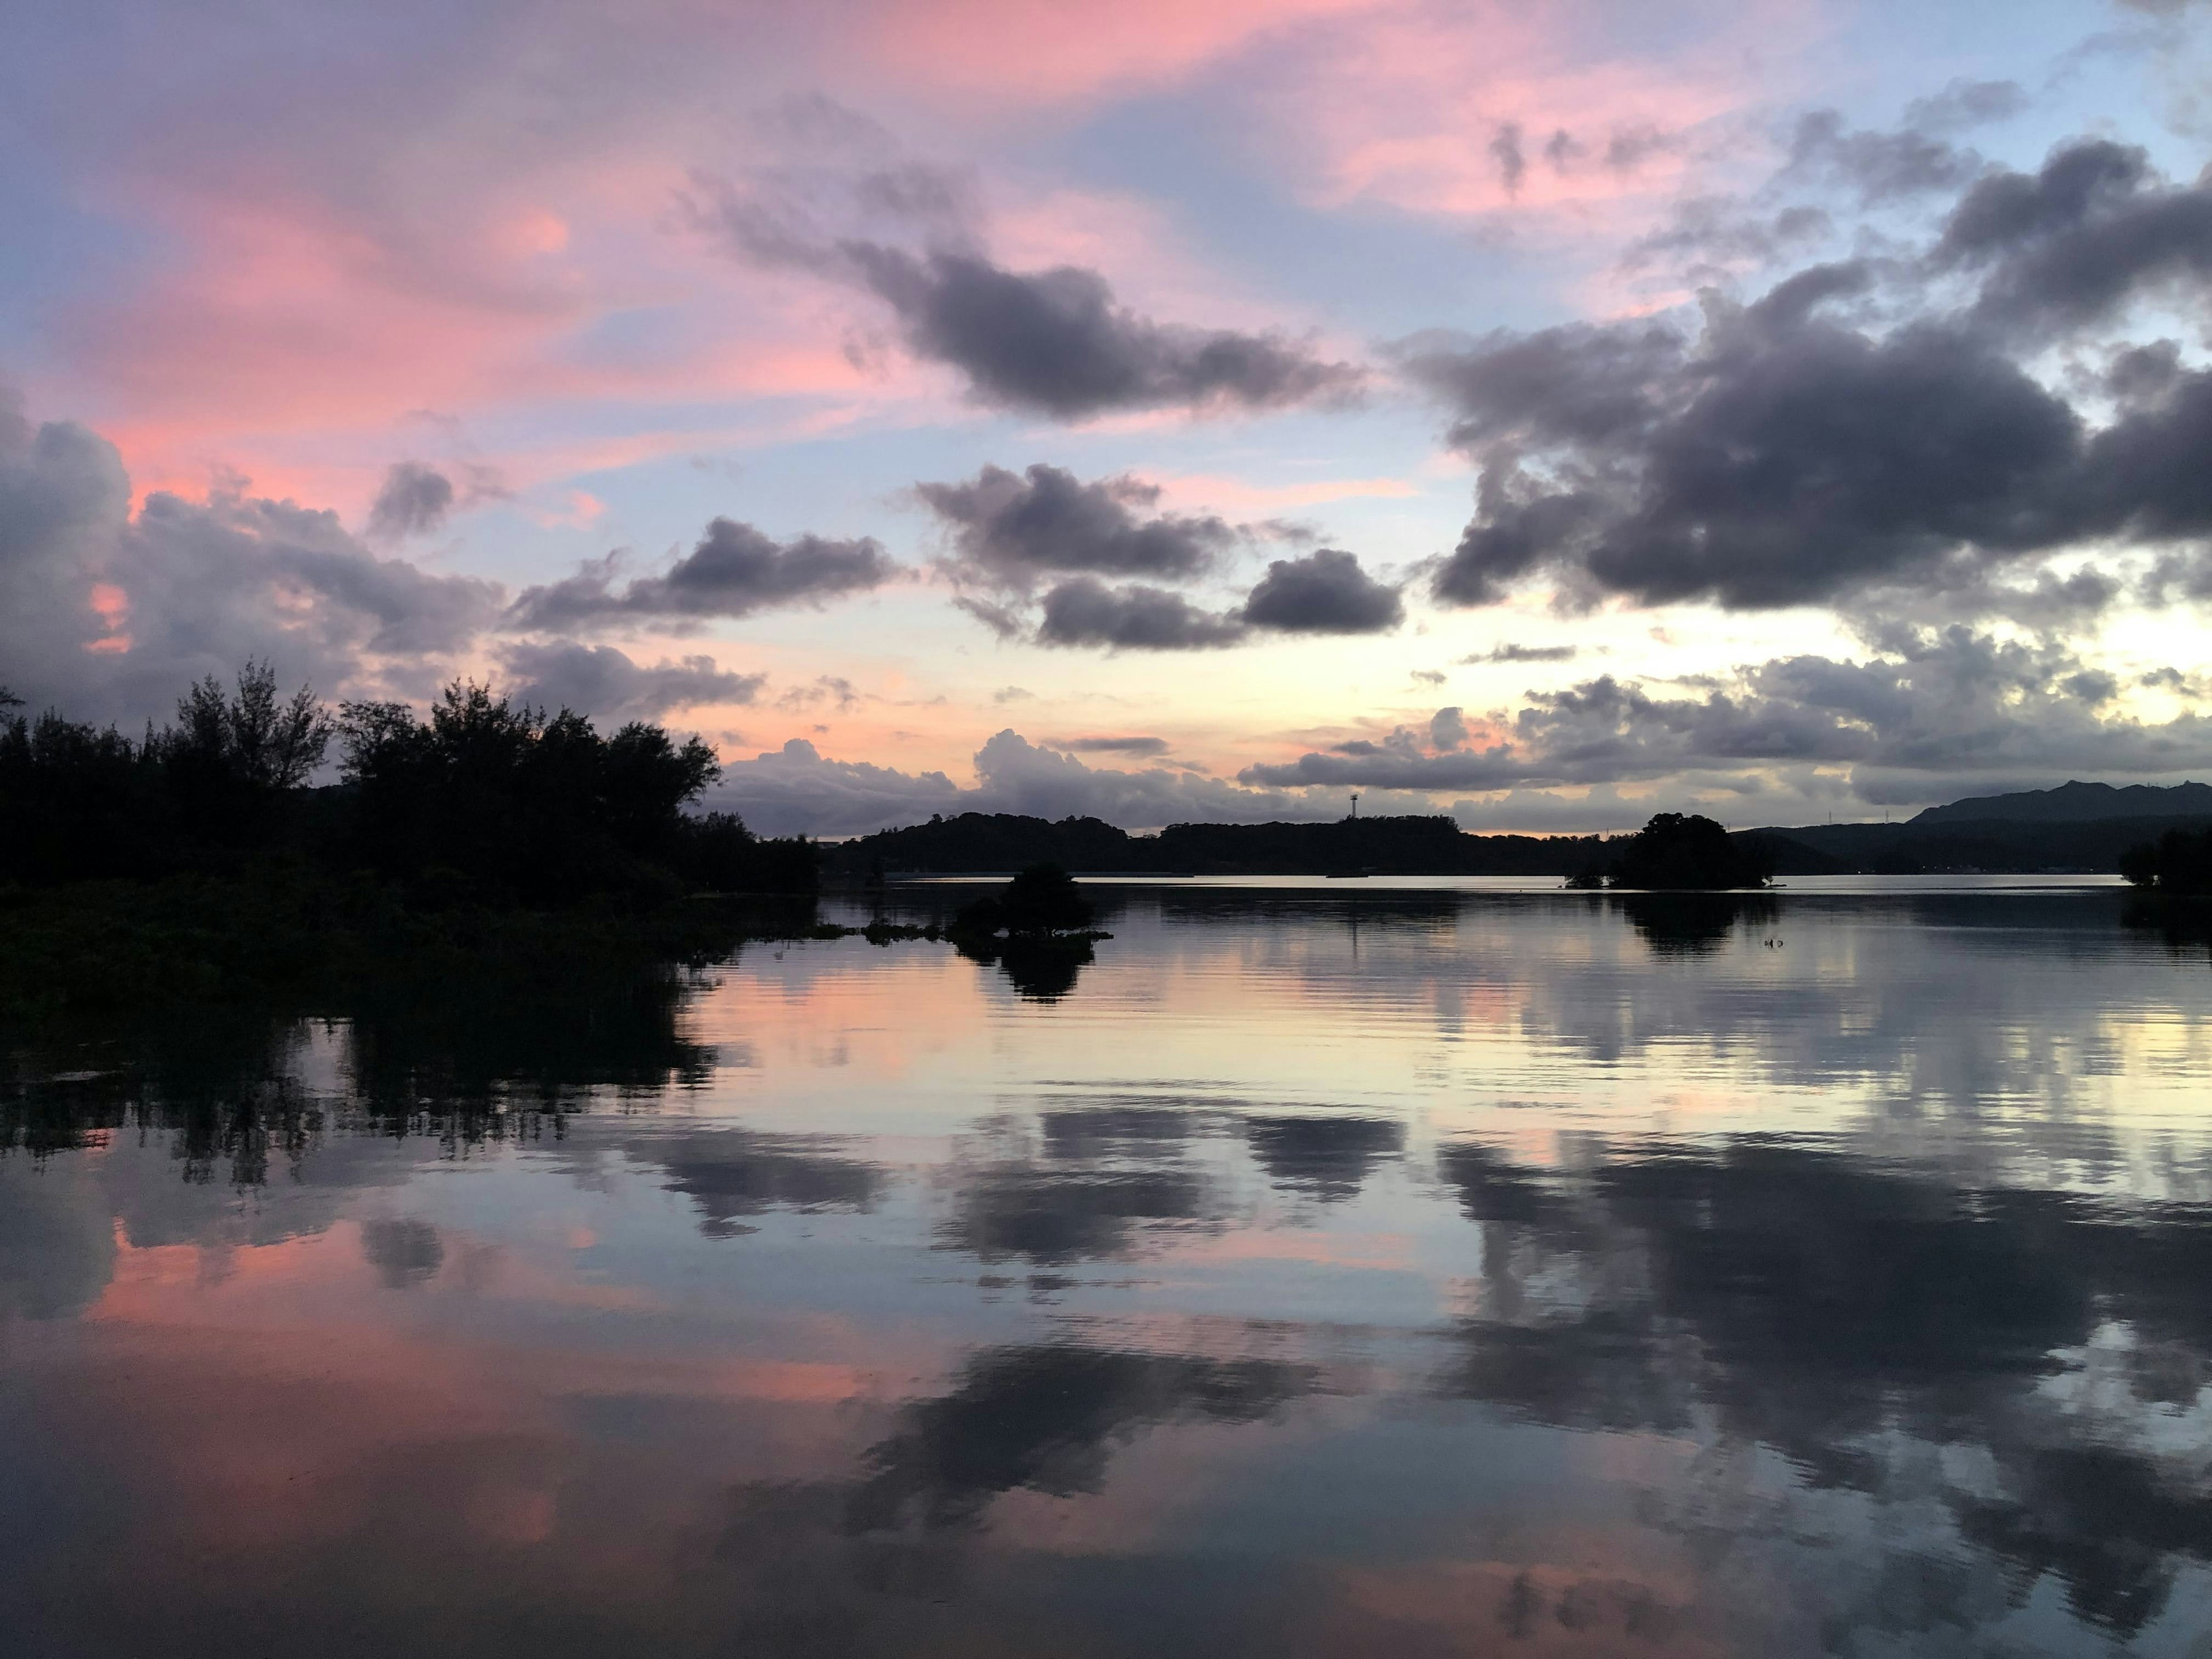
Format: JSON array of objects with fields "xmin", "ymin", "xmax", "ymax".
[
  {"xmin": 5, "ymin": 885, "xmax": 2212, "ymax": 1656},
  {"xmin": 1615, "ymin": 890, "xmax": 1778, "ymax": 954}
]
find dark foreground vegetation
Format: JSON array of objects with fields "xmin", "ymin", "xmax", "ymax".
[
  {"xmin": 1, "ymin": 668, "xmax": 821, "ymax": 1017},
  {"xmin": 2121, "ymin": 826, "xmax": 2212, "ymax": 896}
]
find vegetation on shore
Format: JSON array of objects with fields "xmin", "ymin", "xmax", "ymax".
[
  {"xmin": 2120, "ymin": 826, "xmax": 2212, "ymax": 897},
  {"xmin": 0, "ymin": 667, "xmax": 821, "ymax": 1018},
  {"xmin": 1598, "ymin": 812, "xmax": 1777, "ymax": 891}
]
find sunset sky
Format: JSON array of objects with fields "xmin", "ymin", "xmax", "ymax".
[{"xmin": 5, "ymin": 0, "xmax": 2212, "ymax": 834}]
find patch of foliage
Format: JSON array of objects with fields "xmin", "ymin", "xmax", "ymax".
[
  {"xmin": 1608, "ymin": 813, "xmax": 1775, "ymax": 891},
  {"xmin": 953, "ymin": 863, "xmax": 1098, "ymax": 937},
  {"xmin": 2120, "ymin": 827, "xmax": 2212, "ymax": 896}
]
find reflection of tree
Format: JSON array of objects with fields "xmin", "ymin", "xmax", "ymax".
[
  {"xmin": 2, "ymin": 1007, "xmax": 324, "ymax": 1184},
  {"xmin": 953, "ymin": 934, "xmax": 1094, "ymax": 1001},
  {"xmin": 1435, "ymin": 1137, "xmax": 2212, "ymax": 1635},
  {"xmin": 1, "ymin": 948, "xmax": 736, "ymax": 1185},
  {"xmin": 1244, "ymin": 1114, "xmax": 1404, "ymax": 1203},
  {"xmin": 1616, "ymin": 892, "xmax": 1777, "ymax": 955},
  {"xmin": 844, "ymin": 1342, "xmax": 1317, "ymax": 1532}
]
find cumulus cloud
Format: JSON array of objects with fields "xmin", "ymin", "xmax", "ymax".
[
  {"xmin": 923, "ymin": 463, "xmax": 1396, "ymax": 650},
  {"xmin": 917, "ymin": 463, "xmax": 1235, "ymax": 588},
  {"xmin": 365, "ymin": 461, "xmax": 456, "ymax": 541},
  {"xmin": 506, "ymin": 517, "xmax": 896, "ymax": 631},
  {"xmin": 1418, "ymin": 260, "xmax": 2212, "ymax": 614},
  {"xmin": 1937, "ymin": 138, "xmax": 2212, "ymax": 336},
  {"xmin": 1238, "ymin": 548, "xmax": 1403, "ymax": 634},
  {"xmin": 498, "ymin": 641, "xmax": 766, "ymax": 722},
  {"xmin": 842, "ymin": 245, "xmax": 1363, "ymax": 419},
  {"xmin": 1403, "ymin": 134, "xmax": 2212, "ymax": 618},
  {"xmin": 1, "ymin": 396, "xmax": 500, "ymax": 724},
  {"xmin": 707, "ymin": 728, "xmax": 1331, "ymax": 838},
  {"xmin": 1238, "ymin": 626, "xmax": 2212, "ymax": 808},
  {"xmin": 692, "ymin": 131, "xmax": 1361, "ymax": 421},
  {"xmin": 1035, "ymin": 578, "xmax": 1248, "ymax": 650}
]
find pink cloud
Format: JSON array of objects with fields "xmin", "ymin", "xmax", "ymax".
[
  {"xmin": 854, "ymin": 0, "xmax": 1389, "ymax": 109},
  {"xmin": 1241, "ymin": 0, "xmax": 1823, "ymax": 230}
]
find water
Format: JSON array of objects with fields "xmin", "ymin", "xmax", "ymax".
[{"xmin": 4, "ymin": 881, "xmax": 2211, "ymax": 1657}]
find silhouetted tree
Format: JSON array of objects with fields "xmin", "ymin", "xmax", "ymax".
[
  {"xmin": 153, "ymin": 661, "xmax": 332, "ymax": 845},
  {"xmin": 2122, "ymin": 827, "xmax": 2212, "ymax": 896},
  {"xmin": 955, "ymin": 863, "xmax": 1094, "ymax": 937},
  {"xmin": 338, "ymin": 681, "xmax": 730, "ymax": 903},
  {"xmin": 1609, "ymin": 813, "xmax": 1774, "ymax": 891},
  {"xmin": 0, "ymin": 705, "xmax": 157, "ymax": 880},
  {"xmin": 2, "ymin": 668, "xmax": 814, "ymax": 900}
]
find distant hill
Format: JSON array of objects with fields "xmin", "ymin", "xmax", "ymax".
[
  {"xmin": 1911, "ymin": 780, "xmax": 2212, "ymax": 825},
  {"xmin": 820, "ymin": 811, "xmax": 1838, "ymax": 881}
]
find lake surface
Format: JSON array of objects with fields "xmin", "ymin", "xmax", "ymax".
[{"xmin": 5, "ymin": 881, "xmax": 2211, "ymax": 1657}]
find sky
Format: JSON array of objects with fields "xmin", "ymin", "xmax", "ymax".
[{"xmin": 5, "ymin": 0, "xmax": 2212, "ymax": 836}]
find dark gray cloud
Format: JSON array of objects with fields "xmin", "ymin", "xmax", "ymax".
[
  {"xmin": 840, "ymin": 244, "xmax": 1363, "ymax": 419},
  {"xmin": 1468, "ymin": 643, "xmax": 1579, "ymax": 664},
  {"xmin": 365, "ymin": 461, "xmax": 456, "ymax": 541},
  {"xmin": 1, "ymin": 399, "xmax": 500, "ymax": 725},
  {"xmin": 1787, "ymin": 109, "xmax": 1986, "ymax": 203},
  {"xmin": 1035, "ymin": 577, "xmax": 1248, "ymax": 650},
  {"xmin": 1415, "ymin": 267, "xmax": 2212, "ymax": 612},
  {"xmin": 1051, "ymin": 734, "xmax": 1169, "ymax": 755},
  {"xmin": 1397, "ymin": 319, "xmax": 1683, "ymax": 454},
  {"xmin": 694, "ymin": 147, "xmax": 1360, "ymax": 420},
  {"xmin": 1238, "ymin": 547, "xmax": 1403, "ymax": 635},
  {"xmin": 917, "ymin": 463, "xmax": 1235, "ymax": 588},
  {"xmin": 1939, "ymin": 139, "xmax": 2212, "ymax": 336},
  {"xmin": 505, "ymin": 517, "xmax": 895, "ymax": 631},
  {"xmin": 1408, "ymin": 134, "xmax": 2212, "ymax": 618},
  {"xmin": 498, "ymin": 641, "xmax": 766, "ymax": 721},
  {"xmin": 925, "ymin": 463, "xmax": 1397, "ymax": 652}
]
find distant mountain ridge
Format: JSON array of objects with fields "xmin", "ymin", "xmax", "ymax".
[
  {"xmin": 815, "ymin": 783, "xmax": 2212, "ymax": 881},
  {"xmin": 1911, "ymin": 780, "xmax": 2212, "ymax": 825}
]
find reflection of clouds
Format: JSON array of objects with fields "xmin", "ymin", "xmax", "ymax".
[
  {"xmin": 1436, "ymin": 1136, "xmax": 2212, "ymax": 1637},
  {"xmin": 7, "ymin": 894, "xmax": 2212, "ymax": 1654},
  {"xmin": 845, "ymin": 1341, "xmax": 1320, "ymax": 1532},
  {"xmin": 361, "ymin": 1217, "xmax": 444, "ymax": 1289},
  {"xmin": 937, "ymin": 1112, "xmax": 1218, "ymax": 1266},
  {"xmin": 639, "ymin": 1130, "xmax": 885, "ymax": 1239},
  {"xmin": 0, "ymin": 1157, "xmax": 116, "ymax": 1319}
]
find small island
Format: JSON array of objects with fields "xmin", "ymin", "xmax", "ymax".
[{"xmin": 1568, "ymin": 812, "xmax": 1777, "ymax": 891}]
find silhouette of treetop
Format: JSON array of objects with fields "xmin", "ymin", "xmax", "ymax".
[
  {"xmin": 955, "ymin": 863, "xmax": 1096, "ymax": 937},
  {"xmin": 1609, "ymin": 812, "xmax": 1774, "ymax": 891}
]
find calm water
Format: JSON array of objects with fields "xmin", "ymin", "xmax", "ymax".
[{"xmin": 5, "ymin": 881, "xmax": 2212, "ymax": 1657}]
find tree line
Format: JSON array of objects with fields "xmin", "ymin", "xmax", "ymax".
[{"xmin": 0, "ymin": 665, "xmax": 813, "ymax": 902}]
